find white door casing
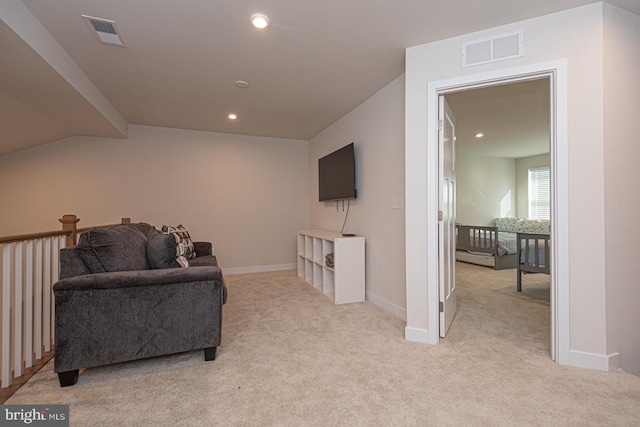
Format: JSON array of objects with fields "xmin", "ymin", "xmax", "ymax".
[{"xmin": 405, "ymin": 60, "xmax": 569, "ymax": 367}]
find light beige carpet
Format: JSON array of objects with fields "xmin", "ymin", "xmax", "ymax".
[{"xmin": 6, "ymin": 263, "xmax": 640, "ymax": 426}]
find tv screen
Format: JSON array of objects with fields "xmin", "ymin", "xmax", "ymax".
[{"xmin": 318, "ymin": 143, "xmax": 356, "ymax": 202}]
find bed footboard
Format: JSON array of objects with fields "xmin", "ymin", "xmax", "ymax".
[
  {"xmin": 456, "ymin": 225, "xmax": 498, "ymax": 256},
  {"xmin": 517, "ymin": 232, "xmax": 551, "ymax": 292}
]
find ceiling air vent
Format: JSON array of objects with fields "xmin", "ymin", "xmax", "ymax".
[
  {"xmin": 81, "ymin": 15, "xmax": 127, "ymax": 48},
  {"xmin": 462, "ymin": 31, "xmax": 522, "ymax": 68}
]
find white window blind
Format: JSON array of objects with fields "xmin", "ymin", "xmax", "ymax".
[{"xmin": 528, "ymin": 167, "xmax": 550, "ymax": 220}]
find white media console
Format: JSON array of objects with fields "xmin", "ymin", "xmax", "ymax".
[{"xmin": 297, "ymin": 230, "xmax": 365, "ymax": 304}]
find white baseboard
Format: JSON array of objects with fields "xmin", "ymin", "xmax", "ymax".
[
  {"xmin": 366, "ymin": 291, "xmax": 407, "ymax": 321},
  {"xmin": 223, "ymin": 263, "xmax": 297, "ymax": 275},
  {"xmin": 405, "ymin": 326, "xmax": 431, "ymax": 344},
  {"xmin": 570, "ymin": 350, "xmax": 621, "ymax": 372}
]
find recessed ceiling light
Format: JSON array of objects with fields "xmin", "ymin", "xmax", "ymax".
[
  {"xmin": 250, "ymin": 13, "xmax": 270, "ymax": 29},
  {"xmin": 475, "ymin": 133, "xmax": 484, "ymax": 138},
  {"xmin": 235, "ymin": 80, "xmax": 249, "ymax": 88},
  {"xmin": 228, "ymin": 113, "xmax": 238, "ymax": 120}
]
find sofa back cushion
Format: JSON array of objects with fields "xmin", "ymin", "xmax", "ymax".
[
  {"xmin": 76, "ymin": 224, "xmax": 149, "ymax": 273},
  {"xmin": 59, "ymin": 247, "xmax": 91, "ymax": 279}
]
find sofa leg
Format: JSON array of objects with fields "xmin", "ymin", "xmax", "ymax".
[
  {"xmin": 204, "ymin": 347, "xmax": 217, "ymax": 361},
  {"xmin": 58, "ymin": 370, "xmax": 79, "ymax": 387}
]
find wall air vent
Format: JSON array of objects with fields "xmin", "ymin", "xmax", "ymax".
[
  {"xmin": 462, "ymin": 30, "xmax": 522, "ymax": 68},
  {"xmin": 81, "ymin": 15, "xmax": 127, "ymax": 48}
]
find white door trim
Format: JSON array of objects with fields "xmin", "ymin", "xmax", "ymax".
[{"xmin": 411, "ymin": 59, "xmax": 569, "ymax": 365}]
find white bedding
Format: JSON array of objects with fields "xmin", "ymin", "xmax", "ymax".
[{"xmin": 497, "ymin": 232, "xmax": 517, "ymax": 255}]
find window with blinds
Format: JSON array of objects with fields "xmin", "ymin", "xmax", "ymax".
[{"xmin": 528, "ymin": 167, "xmax": 550, "ymax": 220}]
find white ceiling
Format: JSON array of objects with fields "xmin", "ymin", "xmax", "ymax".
[
  {"xmin": 447, "ymin": 78, "xmax": 551, "ymax": 159},
  {"xmin": 1, "ymin": 0, "xmax": 639, "ymax": 156}
]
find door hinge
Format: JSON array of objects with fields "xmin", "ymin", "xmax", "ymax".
[
  {"xmin": 439, "ymin": 301, "xmax": 444, "ymax": 313},
  {"xmin": 438, "ymin": 120, "xmax": 444, "ymax": 131},
  {"xmin": 438, "ymin": 210, "xmax": 443, "ymax": 221}
]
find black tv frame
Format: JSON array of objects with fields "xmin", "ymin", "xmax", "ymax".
[{"xmin": 318, "ymin": 143, "xmax": 357, "ymax": 202}]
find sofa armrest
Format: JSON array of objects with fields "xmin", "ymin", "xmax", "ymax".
[
  {"xmin": 193, "ymin": 241, "xmax": 212, "ymax": 257},
  {"xmin": 53, "ymin": 266, "xmax": 222, "ymax": 292}
]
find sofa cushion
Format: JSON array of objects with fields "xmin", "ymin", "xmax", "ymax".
[
  {"xmin": 187, "ymin": 255, "xmax": 218, "ymax": 267},
  {"xmin": 132, "ymin": 222, "xmax": 152, "ymax": 236},
  {"xmin": 59, "ymin": 247, "xmax": 91, "ymax": 279},
  {"xmin": 76, "ymin": 224, "xmax": 149, "ymax": 273},
  {"xmin": 146, "ymin": 227, "xmax": 181, "ymax": 269},
  {"xmin": 193, "ymin": 241, "xmax": 213, "ymax": 258}
]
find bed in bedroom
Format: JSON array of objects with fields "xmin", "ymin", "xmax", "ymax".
[
  {"xmin": 455, "ymin": 225, "xmax": 518, "ymax": 270},
  {"xmin": 516, "ymin": 232, "xmax": 551, "ymax": 292},
  {"xmin": 456, "ymin": 218, "xmax": 551, "ymax": 273}
]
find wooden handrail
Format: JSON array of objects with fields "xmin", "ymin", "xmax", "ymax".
[
  {"xmin": 0, "ymin": 230, "xmax": 71, "ymax": 245},
  {"xmin": 0, "ymin": 215, "xmax": 131, "ymax": 246}
]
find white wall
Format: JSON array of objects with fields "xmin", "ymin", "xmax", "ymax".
[
  {"xmin": 603, "ymin": 4, "xmax": 640, "ymax": 376},
  {"xmin": 0, "ymin": 125, "xmax": 309, "ymax": 273},
  {"xmin": 515, "ymin": 153, "xmax": 551, "ymax": 218},
  {"xmin": 456, "ymin": 155, "xmax": 516, "ymax": 225},
  {"xmin": 309, "ymin": 75, "xmax": 406, "ymax": 318},
  {"xmin": 406, "ymin": 4, "xmax": 611, "ymax": 368}
]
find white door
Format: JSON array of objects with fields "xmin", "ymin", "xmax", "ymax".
[{"xmin": 439, "ymin": 95, "xmax": 457, "ymax": 337}]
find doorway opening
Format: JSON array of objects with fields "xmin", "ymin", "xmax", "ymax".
[
  {"xmin": 405, "ymin": 60, "xmax": 570, "ymax": 365},
  {"xmin": 442, "ymin": 78, "xmax": 552, "ymax": 354}
]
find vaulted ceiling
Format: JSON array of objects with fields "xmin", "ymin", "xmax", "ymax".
[{"xmin": 1, "ymin": 0, "xmax": 638, "ymax": 156}]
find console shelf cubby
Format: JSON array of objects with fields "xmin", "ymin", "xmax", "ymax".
[{"xmin": 297, "ymin": 230, "xmax": 365, "ymax": 304}]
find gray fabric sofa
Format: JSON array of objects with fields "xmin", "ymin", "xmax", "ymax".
[{"xmin": 53, "ymin": 222, "xmax": 227, "ymax": 387}]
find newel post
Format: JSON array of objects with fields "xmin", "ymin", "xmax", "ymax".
[{"xmin": 59, "ymin": 214, "xmax": 80, "ymax": 246}]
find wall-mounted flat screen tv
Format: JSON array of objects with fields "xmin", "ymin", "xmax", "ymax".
[{"xmin": 318, "ymin": 142, "xmax": 356, "ymax": 202}]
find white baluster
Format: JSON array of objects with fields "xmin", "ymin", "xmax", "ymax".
[
  {"xmin": 43, "ymin": 238, "xmax": 51, "ymax": 353},
  {"xmin": 25, "ymin": 240, "xmax": 34, "ymax": 369},
  {"xmin": 2, "ymin": 244, "xmax": 13, "ymax": 388},
  {"xmin": 35, "ymin": 239, "xmax": 43, "ymax": 360},
  {"xmin": 13, "ymin": 241, "xmax": 23, "ymax": 378},
  {"xmin": 51, "ymin": 237, "xmax": 60, "ymax": 345}
]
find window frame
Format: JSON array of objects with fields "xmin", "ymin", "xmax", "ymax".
[{"xmin": 528, "ymin": 166, "xmax": 550, "ymax": 220}]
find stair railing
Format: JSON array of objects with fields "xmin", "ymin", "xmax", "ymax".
[{"xmin": 0, "ymin": 215, "xmax": 130, "ymax": 388}]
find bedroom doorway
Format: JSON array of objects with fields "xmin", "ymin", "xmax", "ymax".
[
  {"xmin": 404, "ymin": 59, "xmax": 569, "ymax": 366},
  {"xmin": 444, "ymin": 77, "xmax": 552, "ymax": 350},
  {"xmin": 422, "ymin": 62, "xmax": 569, "ymax": 364}
]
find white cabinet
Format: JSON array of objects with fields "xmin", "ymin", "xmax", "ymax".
[{"xmin": 297, "ymin": 230, "xmax": 365, "ymax": 304}]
